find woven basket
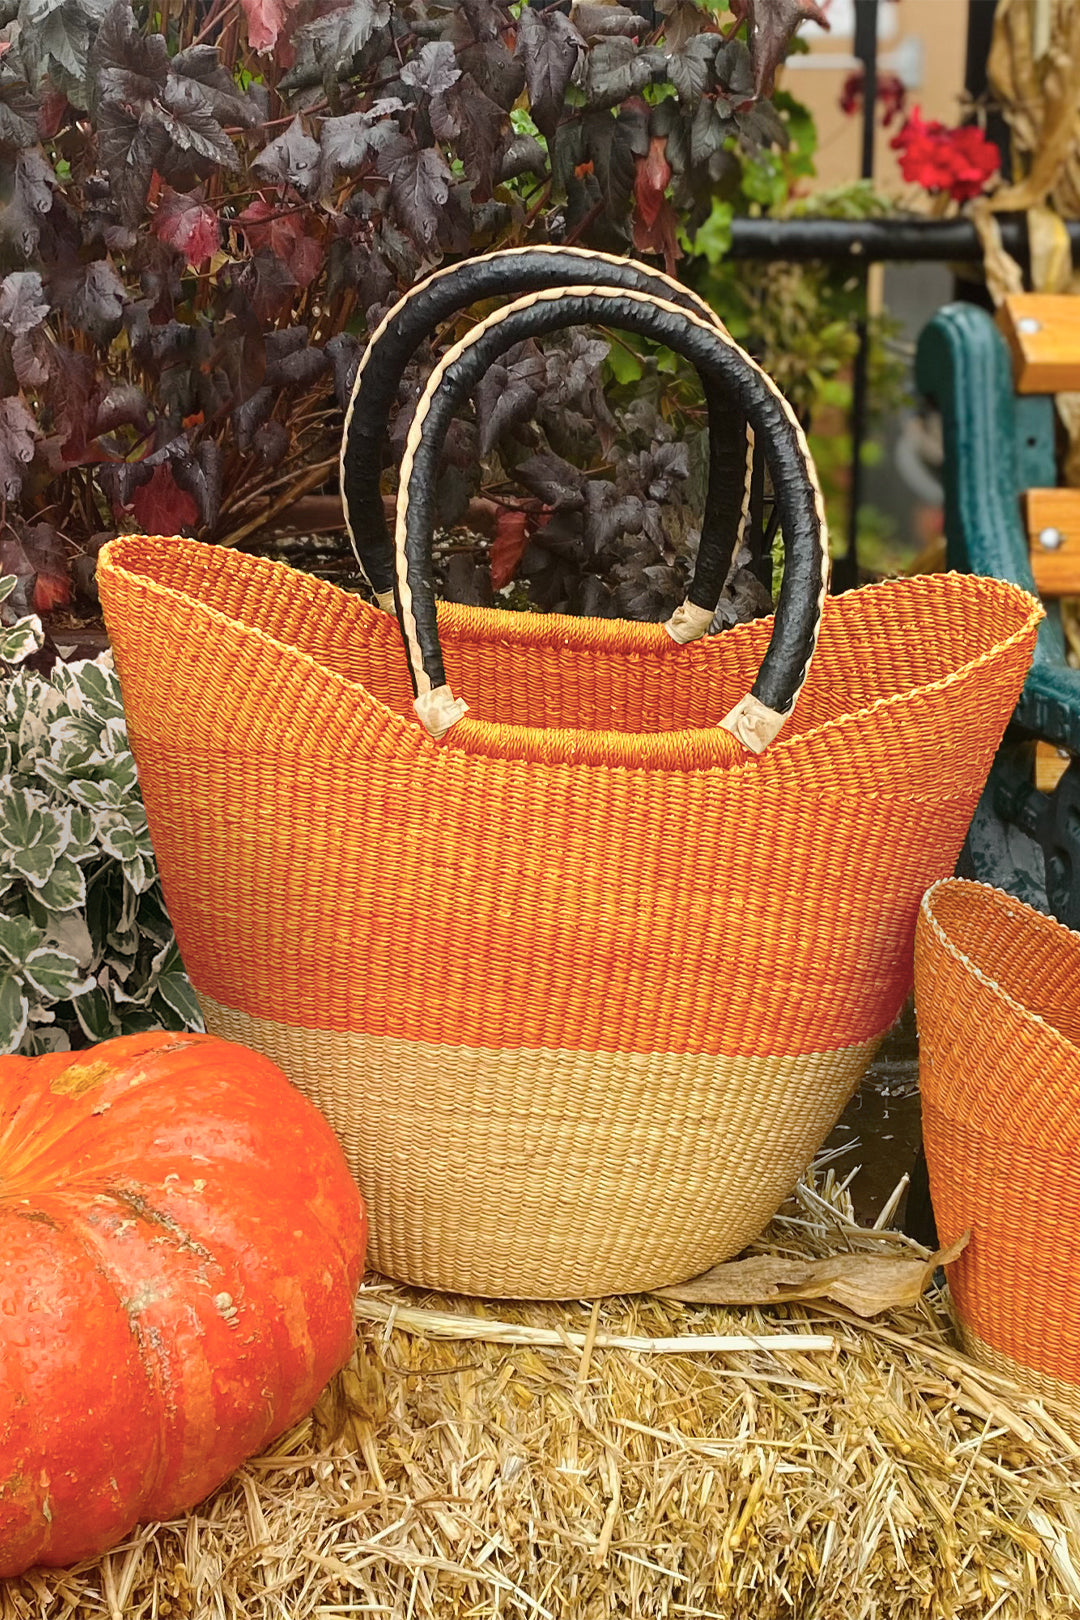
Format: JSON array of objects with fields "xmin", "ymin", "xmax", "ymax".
[
  {"xmin": 98, "ymin": 268, "xmax": 1042, "ymax": 1299},
  {"xmin": 916, "ymin": 879, "xmax": 1080, "ymax": 1416}
]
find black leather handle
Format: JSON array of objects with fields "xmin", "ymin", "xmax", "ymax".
[
  {"xmin": 394, "ymin": 287, "xmax": 829, "ymax": 750},
  {"xmin": 341, "ymin": 246, "xmax": 751, "ymax": 615}
]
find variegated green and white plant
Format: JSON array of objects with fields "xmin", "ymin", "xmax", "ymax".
[{"xmin": 0, "ymin": 576, "xmax": 202, "ymax": 1054}]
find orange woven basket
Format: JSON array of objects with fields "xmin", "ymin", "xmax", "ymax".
[
  {"xmin": 916, "ymin": 879, "xmax": 1080, "ymax": 1414},
  {"xmin": 97, "ymin": 269, "xmax": 1042, "ymax": 1299}
]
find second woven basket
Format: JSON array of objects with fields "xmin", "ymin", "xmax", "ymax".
[{"xmin": 916, "ymin": 879, "xmax": 1080, "ymax": 1421}]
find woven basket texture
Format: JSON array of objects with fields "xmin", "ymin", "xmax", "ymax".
[
  {"xmin": 916, "ymin": 879, "xmax": 1080, "ymax": 1408},
  {"xmin": 99, "ymin": 537, "xmax": 1040, "ymax": 1297}
]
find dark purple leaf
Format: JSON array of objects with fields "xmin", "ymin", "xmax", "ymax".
[
  {"xmin": 0, "ymin": 397, "xmax": 38, "ymax": 497},
  {"xmin": 713, "ymin": 38, "xmax": 755, "ymax": 100},
  {"xmin": 325, "ymin": 330, "xmax": 360, "ymax": 408},
  {"xmin": 265, "ymin": 326, "xmax": 310, "ymax": 370},
  {"xmin": 275, "ymin": 346, "xmax": 329, "ymax": 389},
  {"xmin": 581, "ymin": 37, "xmax": 664, "ymax": 108},
  {"xmin": 444, "ymin": 552, "xmax": 494, "ymax": 607},
  {"xmin": 0, "ymin": 86, "xmax": 38, "ymax": 149},
  {"xmin": 96, "ymin": 103, "xmax": 166, "ymax": 224},
  {"xmin": 451, "ymin": 0, "xmax": 503, "ymax": 46},
  {"xmin": 730, "ymin": 0, "xmax": 828, "ymax": 98},
  {"xmin": 211, "ymin": 299, "xmax": 267, "ymax": 409},
  {"xmin": 583, "ymin": 102, "xmax": 646, "ymax": 218},
  {"xmin": 456, "ymin": 36, "xmax": 526, "ymax": 110},
  {"xmin": 95, "ymin": 384, "xmax": 150, "ymax": 437},
  {"xmin": 90, "ymin": 0, "xmax": 169, "ymax": 111},
  {"xmin": 475, "ymin": 344, "xmax": 545, "ymax": 453},
  {"xmin": 515, "ymin": 7, "xmax": 584, "ymax": 137},
  {"xmin": 571, "ymin": 3, "xmax": 648, "ymax": 39},
  {"xmin": 318, "ymin": 110, "xmax": 376, "ymax": 190},
  {"xmin": 157, "ymin": 75, "xmax": 239, "ymax": 172},
  {"xmin": 388, "ymin": 145, "xmax": 452, "ymax": 249},
  {"xmin": 12, "ymin": 329, "xmax": 51, "ymax": 389},
  {"xmin": 0, "ymin": 271, "xmax": 50, "ymax": 335},
  {"xmin": 294, "ymin": 0, "xmax": 391, "ymax": 67},
  {"xmin": 170, "ymin": 438, "xmax": 223, "ymax": 530},
  {"xmin": 515, "ymin": 451, "xmax": 585, "ymax": 510},
  {"xmin": 0, "ymin": 149, "xmax": 57, "ymax": 260},
  {"xmin": 498, "ymin": 132, "xmax": 548, "ymax": 181},
  {"xmin": 736, "ymin": 97, "xmax": 789, "ymax": 151},
  {"xmin": 45, "ymin": 344, "xmax": 99, "ymax": 462},
  {"xmin": 254, "ymin": 114, "xmax": 321, "ymax": 196},
  {"xmin": 232, "ymin": 385, "xmax": 275, "ymax": 449},
  {"xmin": 654, "ymin": 0, "xmax": 706, "ymax": 50},
  {"xmin": 97, "ymin": 459, "xmax": 154, "ymax": 513},
  {"xmin": 317, "ymin": 106, "xmax": 407, "ymax": 192},
  {"xmin": 400, "ymin": 39, "xmax": 460, "ymax": 96},
  {"xmin": 171, "ymin": 44, "xmax": 262, "ymax": 128},
  {"xmin": 241, "ymin": 249, "xmax": 300, "ymax": 321},
  {"xmin": 667, "ymin": 33, "xmax": 718, "ymax": 100},
  {"xmin": 253, "ymin": 419, "xmax": 290, "ymax": 467},
  {"xmin": 64, "ymin": 259, "xmax": 126, "ymax": 345},
  {"xmin": 690, "ymin": 96, "xmax": 732, "ymax": 167},
  {"xmin": 430, "ymin": 73, "xmax": 506, "ymax": 201}
]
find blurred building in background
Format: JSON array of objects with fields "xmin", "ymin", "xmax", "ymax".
[{"xmin": 784, "ymin": 0, "xmax": 969, "ymax": 195}]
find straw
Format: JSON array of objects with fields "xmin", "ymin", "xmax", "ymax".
[{"xmin": 3, "ymin": 1167, "xmax": 1079, "ymax": 1620}]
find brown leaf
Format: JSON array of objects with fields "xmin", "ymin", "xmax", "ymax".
[{"xmin": 654, "ymin": 1235, "xmax": 969, "ymax": 1319}]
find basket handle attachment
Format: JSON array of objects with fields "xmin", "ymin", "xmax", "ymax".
[
  {"xmin": 395, "ymin": 286, "xmax": 830, "ymax": 756},
  {"xmin": 341, "ymin": 246, "xmax": 753, "ymax": 645}
]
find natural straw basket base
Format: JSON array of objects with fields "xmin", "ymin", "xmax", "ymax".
[{"xmin": 200, "ymin": 989, "xmax": 878, "ymax": 1297}]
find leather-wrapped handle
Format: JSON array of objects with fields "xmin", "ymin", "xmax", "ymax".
[
  {"xmin": 340, "ymin": 246, "xmax": 753, "ymax": 629},
  {"xmin": 394, "ymin": 286, "xmax": 830, "ymax": 755}
]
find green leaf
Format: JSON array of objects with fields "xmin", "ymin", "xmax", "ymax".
[
  {"xmin": 98, "ymin": 816, "xmax": 140, "ymax": 863},
  {"xmin": 0, "ymin": 972, "xmax": 29, "ymax": 1053},
  {"xmin": 153, "ymin": 974, "xmax": 204, "ymax": 1029},
  {"xmin": 44, "ymin": 911, "xmax": 94, "ymax": 967},
  {"xmin": 0, "ymin": 914, "xmax": 45, "ymax": 967},
  {"xmin": 68, "ymin": 777, "xmax": 125, "ymax": 810},
  {"xmin": 35, "ymin": 855, "xmax": 87, "ymax": 912},
  {"xmin": 66, "ymin": 807, "xmax": 99, "ymax": 861},
  {"xmin": 149, "ymin": 938, "xmax": 202, "ymax": 1028},
  {"xmin": 23, "ymin": 946, "xmax": 96, "ymax": 1001},
  {"xmin": 72, "ymin": 982, "xmax": 118, "ymax": 1042},
  {"xmin": 682, "ymin": 197, "xmax": 732, "ymax": 265},
  {"xmin": 0, "ymin": 616, "xmax": 45, "ymax": 665},
  {"xmin": 0, "ymin": 574, "xmax": 17, "ymax": 602},
  {"xmin": 11, "ymin": 839, "xmax": 61, "ymax": 887},
  {"xmin": 67, "ymin": 659, "xmax": 120, "ymax": 722},
  {"xmin": 0, "ymin": 789, "xmax": 67, "ymax": 884},
  {"xmin": 606, "ymin": 344, "xmax": 644, "ymax": 385}
]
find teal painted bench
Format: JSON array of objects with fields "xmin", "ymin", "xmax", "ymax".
[{"xmin": 916, "ymin": 300, "xmax": 1080, "ymax": 931}]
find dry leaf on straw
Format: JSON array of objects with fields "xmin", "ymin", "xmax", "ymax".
[{"xmin": 654, "ymin": 1234, "xmax": 969, "ymax": 1318}]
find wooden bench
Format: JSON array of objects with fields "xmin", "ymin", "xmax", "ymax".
[{"xmin": 916, "ymin": 294, "xmax": 1080, "ymax": 931}]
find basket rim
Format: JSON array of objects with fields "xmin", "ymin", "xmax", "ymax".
[
  {"xmin": 101, "ymin": 536, "xmax": 1043, "ymax": 778},
  {"xmin": 920, "ymin": 877, "xmax": 1080, "ymax": 1061}
]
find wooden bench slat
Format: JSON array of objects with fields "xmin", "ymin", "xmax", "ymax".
[
  {"xmin": 1025, "ymin": 489, "xmax": 1080, "ymax": 595},
  {"xmin": 999, "ymin": 294, "xmax": 1080, "ymax": 395}
]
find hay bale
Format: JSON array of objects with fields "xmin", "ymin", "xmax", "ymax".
[{"xmin": 3, "ymin": 1170, "xmax": 1079, "ymax": 1620}]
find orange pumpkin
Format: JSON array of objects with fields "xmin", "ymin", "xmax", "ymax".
[{"xmin": 0, "ymin": 1032, "xmax": 366, "ymax": 1576}]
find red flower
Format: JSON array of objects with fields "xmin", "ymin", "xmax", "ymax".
[
  {"xmin": 890, "ymin": 106, "xmax": 1000, "ymax": 202},
  {"xmin": 840, "ymin": 68, "xmax": 907, "ymax": 127}
]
